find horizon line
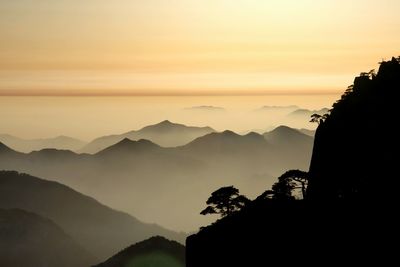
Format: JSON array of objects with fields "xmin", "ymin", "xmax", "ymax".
[{"xmin": 0, "ymin": 89, "xmax": 342, "ymax": 97}]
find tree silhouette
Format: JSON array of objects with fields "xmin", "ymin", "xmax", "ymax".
[
  {"xmin": 271, "ymin": 170, "xmax": 309, "ymax": 200},
  {"xmin": 310, "ymin": 114, "xmax": 322, "ymax": 124},
  {"xmin": 200, "ymin": 186, "xmax": 250, "ymax": 217},
  {"xmin": 310, "ymin": 113, "xmax": 328, "ymax": 124}
]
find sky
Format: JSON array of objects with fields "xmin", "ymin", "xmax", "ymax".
[{"xmin": 0, "ymin": 0, "xmax": 399, "ymax": 95}]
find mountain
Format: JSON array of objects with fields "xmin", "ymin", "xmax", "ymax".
[
  {"xmin": 0, "ymin": 126, "xmax": 313, "ymax": 231},
  {"xmin": 308, "ymin": 57, "xmax": 400, "ymax": 200},
  {"xmin": 180, "ymin": 130, "xmax": 269, "ymax": 155},
  {"xmin": 264, "ymin": 126, "xmax": 313, "ymax": 148},
  {"xmin": 256, "ymin": 105, "xmax": 299, "ymax": 112},
  {"xmin": 263, "ymin": 126, "xmax": 314, "ymax": 168},
  {"xmin": 0, "ymin": 208, "xmax": 94, "ymax": 267},
  {"xmin": 0, "ymin": 134, "xmax": 86, "ymax": 153},
  {"xmin": 93, "ymin": 236, "xmax": 185, "ymax": 267},
  {"xmin": 185, "ymin": 105, "xmax": 225, "ymax": 112},
  {"xmin": 187, "ymin": 57, "xmax": 400, "ymax": 267},
  {"xmin": 96, "ymin": 138, "xmax": 162, "ymax": 156},
  {"xmin": 80, "ymin": 120, "xmax": 215, "ymax": 154},
  {"xmin": 0, "ymin": 171, "xmax": 186, "ymax": 263}
]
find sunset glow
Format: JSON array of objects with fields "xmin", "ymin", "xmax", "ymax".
[{"xmin": 1, "ymin": 0, "xmax": 399, "ymax": 95}]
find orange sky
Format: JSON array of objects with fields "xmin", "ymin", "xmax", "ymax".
[{"xmin": 0, "ymin": 0, "xmax": 399, "ymax": 95}]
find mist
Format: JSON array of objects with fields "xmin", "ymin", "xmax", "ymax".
[{"xmin": 0, "ymin": 94, "xmax": 336, "ymax": 141}]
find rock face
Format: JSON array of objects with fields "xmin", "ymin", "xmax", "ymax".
[{"xmin": 308, "ymin": 57, "xmax": 400, "ymax": 200}]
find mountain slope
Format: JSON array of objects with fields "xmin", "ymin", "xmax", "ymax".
[
  {"xmin": 80, "ymin": 120, "xmax": 215, "ymax": 153},
  {"xmin": 0, "ymin": 134, "xmax": 86, "ymax": 153},
  {"xmin": 0, "ymin": 208, "xmax": 94, "ymax": 267},
  {"xmin": 0, "ymin": 171, "xmax": 186, "ymax": 262},
  {"xmin": 93, "ymin": 236, "xmax": 185, "ymax": 267}
]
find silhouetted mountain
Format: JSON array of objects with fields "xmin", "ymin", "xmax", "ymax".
[
  {"xmin": 0, "ymin": 171, "xmax": 186, "ymax": 263},
  {"xmin": 80, "ymin": 120, "xmax": 215, "ymax": 153},
  {"xmin": 308, "ymin": 57, "xmax": 400, "ymax": 200},
  {"xmin": 0, "ymin": 128, "xmax": 313, "ymax": 231},
  {"xmin": 0, "ymin": 134, "xmax": 86, "ymax": 153},
  {"xmin": 187, "ymin": 57, "xmax": 400, "ymax": 266},
  {"xmin": 93, "ymin": 236, "xmax": 185, "ymax": 267},
  {"xmin": 187, "ymin": 199, "xmax": 389, "ymax": 266},
  {"xmin": 0, "ymin": 208, "xmax": 94, "ymax": 267}
]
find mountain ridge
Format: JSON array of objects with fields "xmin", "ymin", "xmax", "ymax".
[
  {"xmin": 0, "ymin": 208, "xmax": 94, "ymax": 267},
  {"xmin": 0, "ymin": 134, "xmax": 86, "ymax": 153},
  {"xmin": 80, "ymin": 120, "xmax": 216, "ymax": 154},
  {"xmin": 0, "ymin": 171, "xmax": 186, "ymax": 262}
]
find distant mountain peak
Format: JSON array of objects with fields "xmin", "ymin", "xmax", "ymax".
[
  {"xmin": 265, "ymin": 125, "xmax": 304, "ymax": 136},
  {"xmin": 80, "ymin": 121, "xmax": 215, "ymax": 153},
  {"xmin": 120, "ymin": 137, "xmax": 134, "ymax": 143},
  {"xmin": 185, "ymin": 105, "xmax": 225, "ymax": 112},
  {"xmin": 116, "ymin": 137, "xmax": 158, "ymax": 147},
  {"xmin": 140, "ymin": 120, "xmax": 185, "ymax": 131},
  {"xmin": 160, "ymin": 120, "xmax": 173, "ymax": 125},
  {"xmin": 139, "ymin": 120, "xmax": 215, "ymax": 133},
  {"xmin": 93, "ymin": 235, "xmax": 185, "ymax": 267},
  {"xmin": 221, "ymin": 130, "xmax": 237, "ymax": 136},
  {"xmin": 96, "ymin": 137, "xmax": 160, "ymax": 155},
  {"xmin": 244, "ymin": 131, "xmax": 264, "ymax": 140},
  {"xmin": 264, "ymin": 125, "xmax": 313, "ymax": 146},
  {"xmin": 270, "ymin": 125, "xmax": 298, "ymax": 133}
]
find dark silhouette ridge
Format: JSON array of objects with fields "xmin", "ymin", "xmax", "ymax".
[
  {"xmin": 0, "ymin": 208, "xmax": 94, "ymax": 267},
  {"xmin": 93, "ymin": 236, "xmax": 185, "ymax": 267},
  {"xmin": 308, "ymin": 57, "xmax": 400, "ymax": 201},
  {"xmin": 186, "ymin": 57, "xmax": 400, "ymax": 266},
  {"xmin": 0, "ymin": 171, "xmax": 186, "ymax": 264}
]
